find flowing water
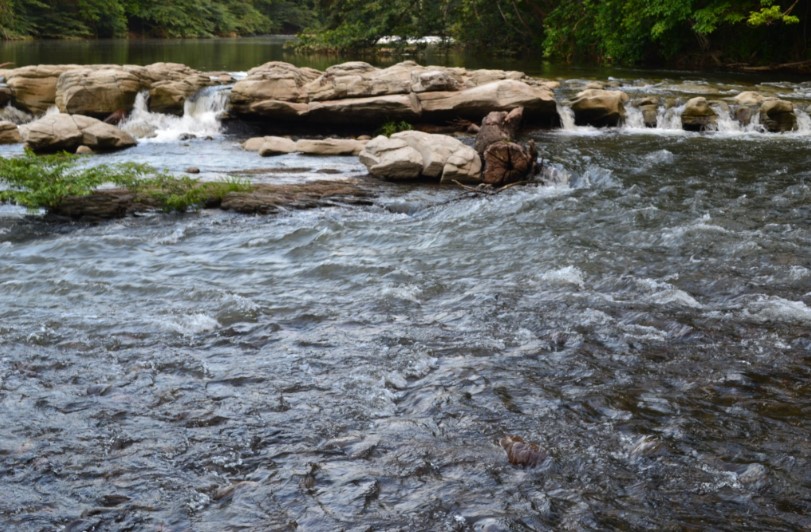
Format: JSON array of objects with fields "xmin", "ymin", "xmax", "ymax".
[{"xmin": 1, "ymin": 62, "xmax": 811, "ymax": 530}]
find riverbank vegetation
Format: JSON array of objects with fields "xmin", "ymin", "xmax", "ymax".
[
  {"xmin": 0, "ymin": 1, "xmax": 809, "ymax": 69},
  {"xmin": 0, "ymin": 150, "xmax": 250, "ymax": 212}
]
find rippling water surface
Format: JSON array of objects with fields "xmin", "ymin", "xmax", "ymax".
[{"xmin": 2, "ymin": 78, "xmax": 811, "ymax": 530}]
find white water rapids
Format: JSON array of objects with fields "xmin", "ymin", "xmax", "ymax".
[{"xmin": 0, "ymin": 74, "xmax": 810, "ymax": 530}]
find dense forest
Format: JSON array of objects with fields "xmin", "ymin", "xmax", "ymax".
[{"xmin": 1, "ymin": 0, "xmax": 809, "ymax": 67}]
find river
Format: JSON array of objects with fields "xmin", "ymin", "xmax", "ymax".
[{"xmin": 0, "ymin": 40, "xmax": 810, "ymax": 530}]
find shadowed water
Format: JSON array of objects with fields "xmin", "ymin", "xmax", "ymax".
[{"xmin": 1, "ymin": 75, "xmax": 811, "ymax": 530}]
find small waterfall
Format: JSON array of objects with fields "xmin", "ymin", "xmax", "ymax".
[
  {"xmin": 710, "ymin": 104, "xmax": 743, "ymax": 133},
  {"xmin": 0, "ymin": 104, "xmax": 33, "ymax": 125},
  {"xmin": 121, "ymin": 85, "xmax": 230, "ymax": 142},
  {"xmin": 795, "ymin": 108, "xmax": 811, "ymax": 133},
  {"xmin": 656, "ymin": 105, "xmax": 683, "ymax": 131},
  {"xmin": 623, "ymin": 103, "xmax": 646, "ymax": 129},
  {"xmin": 557, "ymin": 104, "xmax": 576, "ymax": 130}
]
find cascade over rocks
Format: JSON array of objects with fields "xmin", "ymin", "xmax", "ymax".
[
  {"xmin": 20, "ymin": 113, "xmax": 136, "ymax": 153},
  {"xmin": 3, "ymin": 63, "xmax": 229, "ymax": 118}
]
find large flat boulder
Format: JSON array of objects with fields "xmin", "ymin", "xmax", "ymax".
[
  {"xmin": 20, "ymin": 113, "xmax": 136, "ymax": 153},
  {"xmin": 417, "ymin": 80, "xmax": 557, "ymax": 121},
  {"xmin": 56, "ymin": 68, "xmax": 143, "ymax": 117},
  {"xmin": 229, "ymin": 62, "xmax": 321, "ymax": 114},
  {"xmin": 228, "ymin": 61, "xmax": 559, "ymax": 128},
  {"xmin": 307, "ymin": 94, "xmax": 422, "ymax": 123},
  {"xmin": 6, "ymin": 65, "xmax": 81, "ymax": 114},
  {"xmin": 359, "ymin": 130, "xmax": 482, "ymax": 184}
]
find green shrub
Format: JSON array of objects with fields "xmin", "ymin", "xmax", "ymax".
[
  {"xmin": 0, "ymin": 150, "xmax": 250, "ymax": 213},
  {"xmin": 378, "ymin": 120, "xmax": 412, "ymax": 137}
]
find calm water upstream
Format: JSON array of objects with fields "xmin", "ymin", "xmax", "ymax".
[{"xmin": 1, "ymin": 40, "xmax": 810, "ymax": 530}]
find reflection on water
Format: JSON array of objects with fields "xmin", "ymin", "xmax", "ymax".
[{"xmin": 0, "ymin": 35, "xmax": 546, "ymax": 74}]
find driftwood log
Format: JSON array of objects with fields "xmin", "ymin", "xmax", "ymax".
[{"xmin": 474, "ymin": 107, "xmax": 539, "ymax": 187}]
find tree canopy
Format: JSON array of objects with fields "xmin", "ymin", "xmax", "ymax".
[
  {"xmin": 1, "ymin": 0, "xmax": 808, "ymax": 67},
  {"xmin": 0, "ymin": 0, "xmax": 316, "ymax": 39}
]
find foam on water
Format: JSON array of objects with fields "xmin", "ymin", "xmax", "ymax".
[
  {"xmin": 743, "ymin": 296, "xmax": 811, "ymax": 323},
  {"xmin": 121, "ymin": 86, "xmax": 230, "ymax": 142},
  {"xmin": 539, "ymin": 266, "xmax": 586, "ymax": 288}
]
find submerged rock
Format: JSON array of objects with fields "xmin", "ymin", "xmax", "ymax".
[
  {"xmin": 499, "ymin": 435, "xmax": 546, "ymax": 468},
  {"xmin": 243, "ymin": 136, "xmax": 367, "ymax": 156}
]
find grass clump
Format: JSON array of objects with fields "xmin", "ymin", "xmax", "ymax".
[
  {"xmin": 378, "ymin": 120, "xmax": 412, "ymax": 137},
  {"xmin": 0, "ymin": 150, "xmax": 250, "ymax": 213}
]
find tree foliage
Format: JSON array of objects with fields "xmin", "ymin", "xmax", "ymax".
[
  {"xmin": 0, "ymin": 0, "xmax": 318, "ymax": 39},
  {"xmin": 0, "ymin": 0, "xmax": 809, "ymax": 67}
]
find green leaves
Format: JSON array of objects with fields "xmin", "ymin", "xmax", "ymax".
[{"xmin": 0, "ymin": 150, "xmax": 250, "ymax": 213}]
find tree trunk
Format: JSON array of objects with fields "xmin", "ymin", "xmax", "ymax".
[{"xmin": 474, "ymin": 107, "xmax": 539, "ymax": 186}]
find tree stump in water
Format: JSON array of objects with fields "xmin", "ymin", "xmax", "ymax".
[
  {"xmin": 474, "ymin": 107, "xmax": 539, "ymax": 187},
  {"xmin": 482, "ymin": 140, "xmax": 537, "ymax": 186}
]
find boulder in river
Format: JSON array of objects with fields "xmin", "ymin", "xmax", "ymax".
[
  {"xmin": 55, "ymin": 68, "xmax": 142, "ymax": 118},
  {"xmin": 759, "ymin": 98, "xmax": 796, "ymax": 133},
  {"xmin": 228, "ymin": 60, "xmax": 559, "ymax": 129},
  {"xmin": 359, "ymin": 130, "xmax": 482, "ymax": 184},
  {"xmin": 500, "ymin": 435, "xmax": 545, "ymax": 468},
  {"xmin": 0, "ymin": 120, "xmax": 21, "ymax": 144},
  {"xmin": 6, "ymin": 64, "xmax": 80, "ymax": 114},
  {"xmin": 244, "ymin": 136, "xmax": 368, "ymax": 156},
  {"xmin": 681, "ymin": 96, "xmax": 717, "ymax": 131},
  {"xmin": 569, "ymin": 89, "xmax": 629, "ymax": 127},
  {"xmin": 632, "ymin": 96, "xmax": 660, "ymax": 128},
  {"xmin": 143, "ymin": 63, "xmax": 219, "ymax": 115},
  {"xmin": 20, "ymin": 113, "xmax": 137, "ymax": 153}
]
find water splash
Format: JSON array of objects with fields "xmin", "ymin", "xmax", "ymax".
[
  {"xmin": 557, "ymin": 103, "xmax": 576, "ymax": 130},
  {"xmin": 0, "ymin": 104, "xmax": 33, "ymax": 125},
  {"xmin": 121, "ymin": 86, "xmax": 230, "ymax": 143},
  {"xmin": 795, "ymin": 108, "xmax": 811, "ymax": 133},
  {"xmin": 656, "ymin": 104, "xmax": 683, "ymax": 131},
  {"xmin": 623, "ymin": 103, "xmax": 646, "ymax": 129},
  {"xmin": 709, "ymin": 104, "xmax": 742, "ymax": 133}
]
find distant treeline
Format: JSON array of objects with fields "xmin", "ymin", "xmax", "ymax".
[
  {"xmin": 0, "ymin": 0, "xmax": 317, "ymax": 39},
  {"xmin": 2, "ymin": 0, "xmax": 810, "ymax": 67}
]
